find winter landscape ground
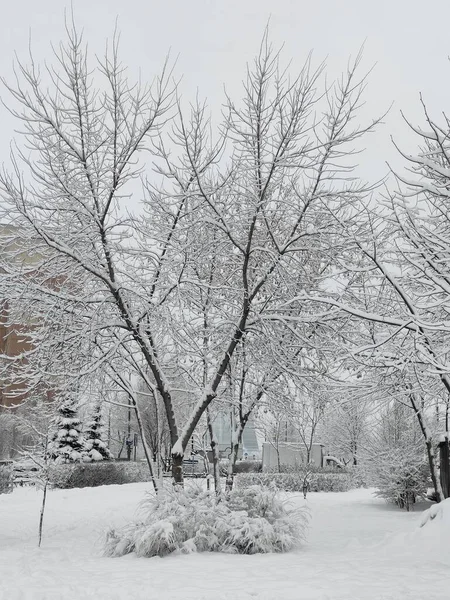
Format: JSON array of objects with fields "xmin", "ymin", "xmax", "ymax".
[{"xmin": 0, "ymin": 483, "xmax": 448, "ymax": 600}]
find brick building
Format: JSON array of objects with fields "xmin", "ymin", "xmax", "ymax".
[{"xmin": 0, "ymin": 224, "xmax": 44, "ymax": 407}]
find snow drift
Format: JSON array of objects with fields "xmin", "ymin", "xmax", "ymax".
[{"xmin": 381, "ymin": 498, "xmax": 450, "ymax": 566}]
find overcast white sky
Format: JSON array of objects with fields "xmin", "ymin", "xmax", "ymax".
[{"xmin": 1, "ymin": 0, "xmax": 450, "ymax": 187}]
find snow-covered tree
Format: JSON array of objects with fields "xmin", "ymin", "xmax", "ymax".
[
  {"xmin": 321, "ymin": 396, "xmax": 369, "ymax": 466},
  {"xmin": 48, "ymin": 396, "xmax": 88, "ymax": 464},
  {"xmin": 365, "ymin": 400, "xmax": 429, "ymax": 510},
  {"xmin": 0, "ymin": 22, "xmax": 378, "ymax": 485},
  {"xmin": 289, "ymin": 386, "xmax": 328, "ymax": 465},
  {"xmin": 283, "ymin": 110, "xmax": 450, "ymax": 499},
  {"xmin": 84, "ymin": 402, "xmax": 113, "ymax": 461}
]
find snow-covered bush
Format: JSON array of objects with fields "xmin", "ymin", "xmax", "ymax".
[
  {"xmin": 347, "ymin": 465, "xmax": 368, "ymax": 489},
  {"xmin": 84, "ymin": 403, "xmax": 113, "ymax": 462},
  {"xmin": 49, "ymin": 461, "xmax": 152, "ymax": 489},
  {"xmin": 237, "ymin": 471, "xmax": 352, "ymax": 493},
  {"xmin": 367, "ymin": 450, "xmax": 429, "ymax": 510},
  {"xmin": 364, "ymin": 401, "xmax": 429, "ymax": 510},
  {"xmin": 104, "ymin": 484, "xmax": 309, "ymax": 557}
]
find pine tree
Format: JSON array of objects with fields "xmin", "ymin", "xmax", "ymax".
[
  {"xmin": 48, "ymin": 397, "xmax": 89, "ymax": 464},
  {"xmin": 84, "ymin": 403, "xmax": 113, "ymax": 461}
]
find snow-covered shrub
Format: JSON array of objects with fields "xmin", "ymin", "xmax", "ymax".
[
  {"xmin": 347, "ymin": 465, "xmax": 368, "ymax": 489},
  {"xmin": 364, "ymin": 401, "xmax": 429, "ymax": 510},
  {"xmin": 0, "ymin": 460, "xmax": 13, "ymax": 494},
  {"xmin": 237, "ymin": 471, "xmax": 352, "ymax": 493},
  {"xmin": 104, "ymin": 484, "xmax": 309, "ymax": 557},
  {"xmin": 367, "ymin": 450, "xmax": 429, "ymax": 510},
  {"xmin": 49, "ymin": 461, "xmax": 152, "ymax": 489}
]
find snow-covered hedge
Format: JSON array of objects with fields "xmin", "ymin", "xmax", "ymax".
[
  {"xmin": 236, "ymin": 471, "xmax": 353, "ymax": 493},
  {"xmin": 49, "ymin": 461, "xmax": 152, "ymax": 489},
  {"xmin": 104, "ymin": 484, "xmax": 309, "ymax": 557},
  {"xmin": 269, "ymin": 464, "xmax": 349, "ymax": 474},
  {"xmin": 234, "ymin": 460, "xmax": 263, "ymax": 473}
]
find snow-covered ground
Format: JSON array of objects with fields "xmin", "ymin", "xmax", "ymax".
[{"xmin": 0, "ymin": 483, "xmax": 448, "ymax": 600}]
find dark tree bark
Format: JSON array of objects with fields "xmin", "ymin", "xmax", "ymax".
[{"xmin": 439, "ymin": 439, "xmax": 450, "ymax": 499}]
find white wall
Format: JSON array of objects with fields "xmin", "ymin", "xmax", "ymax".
[{"xmin": 262, "ymin": 443, "xmax": 324, "ymax": 471}]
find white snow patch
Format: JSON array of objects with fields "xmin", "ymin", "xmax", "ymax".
[
  {"xmin": 0, "ymin": 485, "xmax": 448, "ymax": 599},
  {"xmin": 171, "ymin": 439, "xmax": 184, "ymax": 457}
]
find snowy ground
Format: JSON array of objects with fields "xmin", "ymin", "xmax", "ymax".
[{"xmin": 0, "ymin": 483, "xmax": 448, "ymax": 600}]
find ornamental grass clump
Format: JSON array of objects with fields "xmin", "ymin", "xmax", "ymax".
[{"xmin": 104, "ymin": 484, "xmax": 309, "ymax": 557}]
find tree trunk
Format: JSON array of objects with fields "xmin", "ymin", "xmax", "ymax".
[
  {"xmin": 351, "ymin": 441, "xmax": 357, "ymax": 466},
  {"xmin": 225, "ymin": 419, "xmax": 248, "ymax": 493},
  {"xmin": 225, "ymin": 441, "xmax": 240, "ymax": 493},
  {"xmin": 424, "ymin": 438, "xmax": 444, "ymax": 502},
  {"xmin": 171, "ymin": 453, "xmax": 184, "ymax": 486},
  {"xmin": 439, "ymin": 439, "xmax": 450, "ymax": 499},
  {"xmin": 409, "ymin": 394, "xmax": 445, "ymax": 502},
  {"xmin": 133, "ymin": 403, "xmax": 160, "ymax": 493},
  {"xmin": 206, "ymin": 408, "xmax": 222, "ymax": 498},
  {"xmin": 305, "ymin": 447, "xmax": 311, "ymax": 465},
  {"xmin": 38, "ymin": 479, "xmax": 48, "ymax": 548},
  {"xmin": 117, "ymin": 432, "xmax": 125, "ymax": 460}
]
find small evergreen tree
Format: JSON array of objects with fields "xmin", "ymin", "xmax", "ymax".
[
  {"xmin": 48, "ymin": 397, "xmax": 89, "ymax": 464},
  {"xmin": 84, "ymin": 403, "xmax": 113, "ymax": 461}
]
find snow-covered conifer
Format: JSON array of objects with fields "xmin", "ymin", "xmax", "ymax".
[
  {"xmin": 84, "ymin": 403, "xmax": 113, "ymax": 461},
  {"xmin": 48, "ymin": 397, "xmax": 89, "ymax": 464}
]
